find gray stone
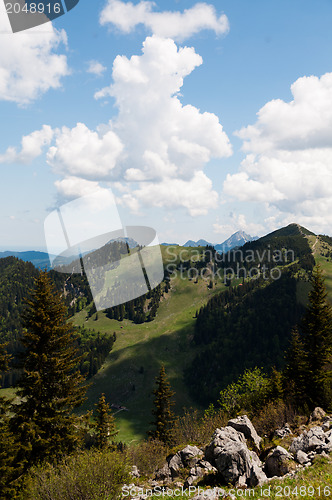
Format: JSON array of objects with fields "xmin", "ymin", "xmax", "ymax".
[
  {"xmin": 295, "ymin": 450, "xmax": 310, "ymax": 465},
  {"xmin": 168, "ymin": 452, "xmax": 183, "ymax": 478},
  {"xmin": 205, "ymin": 426, "xmax": 266, "ymax": 487},
  {"xmin": 250, "ymin": 460, "xmax": 268, "ymax": 486},
  {"xmin": 154, "ymin": 463, "xmax": 171, "ymax": 483},
  {"xmin": 180, "ymin": 445, "xmax": 203, "ymax": 467},
  {"xmin": 264, "ymin": 446, "xmax": 293, "ymax": 477},
  {"xmin": 309, "ymin": 407, "xmax": 326, "ymax": 423},
  {"xmin": 215, "ymin": 440, "xmax": 267, "ymax": 487},
  {"xmin": 289, "ymin": 426, "xmax": 327, "ymax": 454},
  {"xmin": 227, "ymin": 415, "xmax": 262, "ymax": 450},
  {"xmin": 205, "ymin": 427, "xmax": 245, "ymax": 464},
  {"xmin": 274, "ymin": 423, "xmax": 293, "ymax": 439}
]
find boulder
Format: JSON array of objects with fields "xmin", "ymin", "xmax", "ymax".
[
  {"xmin": 227, "ymin": 415, "xmax": 262, "ymax": 450},
  {"xmin": 264, "ymin": 446, "xmax": 293, "ymax": 477},
  {"xmin": 154, "ymin": 463, "xmax": 172, "ymax": 483},
  {"xmin": 289, "ymin": 426, "xmax": 327, "ymax": 454},
  {"xmin": 322, "ymin": 417, "xmax": 332, "ymax": 432},
  {"xmin": 180, "ymin": 445, "xmax": 203, "ymax": 467},
  {"xmin": 184, "ymin": 460, "xmax": 218, "ymax": 487},
  {"xmin": 168, "ymin": 452, "xmax": 183, "ymax": 478},
  {"xmin": 205, "ymin": 426, "xmax": 246, "ymax": 464},
  {"xmin": 295, "ymin": 450, "xmax": 310, "ymax": 465},
  {"xmin": 309, "ymin": 407, "xmax": 326, "ymax": 423},
  {"xmin": 206, "ymin": 430, "xmax": 267, "ymax": 487}
]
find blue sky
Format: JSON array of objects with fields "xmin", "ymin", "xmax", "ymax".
[{"xmin": 1, "ymin": 0, "xmax": 332, "ymax": 250}]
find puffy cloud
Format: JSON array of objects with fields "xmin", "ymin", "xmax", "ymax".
[
  {"xmin": 51, "ymin": 36, "xmax": 232, "ymax": 214},
  {"xmin": 47, "ymin": 123, "xmax": 124, "ymax": 179},
  {"xmin": 120, "ymin": 171, "xmax": 218, "ymax": 217},
  {"xmin": 95, "ymin": 36, "xmax": 232, "ymax": 180},
  {"xmin": 0, "ymin": 125, "xmax": 54, "ymax": 163},
  {"xmin": 99, "ymin": 0, "xmax": 229, "ymax": 41},
  {"xmin": 87, "ymin": 60, "xmax": 107, "ymax": 76},
  {"xmin": 225, "ymin": 72, "xmax": 332, "ymax": 234},
  {"xmin": 55, "ymin": 176, "xmax": 109, "ymax": 202},
  {"xmin": 3, "ymin": 36, "xmax": 231, "ymax": 216},
  {"xmin": 0, "ymin": 2, "xmax": 69, "ymax": 105}
]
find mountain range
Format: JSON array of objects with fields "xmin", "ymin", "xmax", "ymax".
[
  {"xmin": 182, "ymin": 230, "xmax": 258, "ymax": 252},
  {"xmin": 0, "ymin": 231, "xmax": 257, "ymax": 269}
]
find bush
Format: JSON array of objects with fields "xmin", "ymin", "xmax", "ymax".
[
  {"xmin": 171, "ymin": 408, "xmax": 228, "ymax": 448},
  {"xmin": 126, "ymin": 439, "xmax": 167, "ymax": 478},
  {"xmin": 252, "ymin": 400, "xmax": 297, "ymax": 437},
  {"xmin": 218, "ymin": 367, "xmax": 270, "ymax": 416},
  {"xmin": 20, "ymin": 449, "xmax": 130, "ymax": 500}
]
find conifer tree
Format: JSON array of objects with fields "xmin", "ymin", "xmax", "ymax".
[
  {"xmin": 94, "ymin": 393, "xmax": 118, "ymax": 449},
  {"xmin": 12, "ymin": 271, "xmax": 86, "ymax": 468},
  {"xmin": 0, "ymin": 343, "xmax": 17, "ymax": 498},
  {"xmin": 149, "ymin": 365, "xmax": 175, "ymax": 444},
  {"xmin": 283, "ymin": 327, "xmax": 308, "ymax": 409},
  {"xmin": 300, "ymin": 265, "xmax": 332, "ymax": 409}
]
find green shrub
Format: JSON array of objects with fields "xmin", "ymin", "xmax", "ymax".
[
  {"xmin": 218, "ymin": 367, "xmax": 270, "ymax": 416},
  {"xmin": 126, "ymin": 439, "xmax": 167, "ymax": 478},
  {"xmin": 20, "ymin": 449, "xmax": 130, "ymax": 500},
  {"xmin": 171, "ymin": 408, "xmax": 228, "ymax": 448}
]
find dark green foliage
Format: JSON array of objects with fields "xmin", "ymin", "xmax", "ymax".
[
  {"xmin": 149, "ymin": 365, "xmax": 175, "ymax": 445},
  {"xmin": 283, "ymin": 327, "xmax": 308, "ymax": 410},
  {"xmin": 75, "ymin": 327, "xmax": 114, "ymax": 378},
  {"xmin": 186, "ymin": 272, "xmax": 305, "ymax": 405},
  {"xmin": 94, "ymin": 393, "xmax": 118, "ymax": 449},
  {"xmin": 300, "ymin": 266, "xmax": 332, "ymax": 409},
  {"xmin": 104, "ymin": 283, "xmax": 163, "ymax": 324},
  {"xmin": 12, "ymin": 271, "xmax": 87, "ymax": 468},
  {"xmin": 0, "ymin": 343, "xmax": 17, "ymax": 498}
]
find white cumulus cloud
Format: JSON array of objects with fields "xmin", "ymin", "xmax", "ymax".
[
  {"xmin": 99, "ymin": 0, "xmax": 229, "ymax": 41},
  {"xmin": 0, "ymin": 125, "xmax": 54, "ymax": 163},
  {"xmin": 51, "ymin": 36, "xmax": 232, "ymax": 215},
  {"xmin": 224, "ymin": 72, "xmax": 332, "ymax": 234},
  {"xmin": 0, "ymin": 2, "xmax": 69, "ymax": 105},
  {"xmin": 47, "ymin": 123, "xmax": 124, "ymax": 180}
]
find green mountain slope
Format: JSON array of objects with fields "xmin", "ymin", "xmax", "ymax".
[{"xmin": 73, "ymin": 274, "xmax": 226, "ymax": 442}]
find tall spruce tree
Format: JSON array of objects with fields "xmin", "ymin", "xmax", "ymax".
[
  {"xmin": 283, "ymin": 327, "xmax": 308, "ymax": 410},
  {"xmin": 12, "ymin": 271, "xmax": 86, "ymax": 468},
  {"xmin": 94, "ymin": 393, "xmax": 118, "ymax": 449},
  {"xmin": 149, "ymin": 365, "xmax": 175, "ymax": 444},
  {"xmin": 300, "ymin": 265, "xmax": 332, "ymax": 409},
  {"xmin": 0, "ymin": 343, "xmax": 17, "ymax": 498}
]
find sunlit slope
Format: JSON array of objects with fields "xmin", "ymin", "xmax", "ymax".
[{"xmin": 73, "ymin": 270, "xmax": 225, "ymax": 443}]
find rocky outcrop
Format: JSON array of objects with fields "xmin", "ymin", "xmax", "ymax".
[
  {"xmin": 227, "ymin": 415, "xmax": 262, "ymax": 450},
  {"xmin": 289, "ymin": 426, "xmax": 332, "ymax": 454},
  {"xmin": 152, "ymin": 411, "xmax": 332, "ymax": 493},
  {"xmin": 155, "ymin": 445, "xmax": 204, "ymax": 483},
  {"xmin": 184, "ymin": 460, "xmax": 218, "ymax": 487},
  {"xmin": 204, "ymin": 425, "xmax": 267, "ymax": 487},
  {"xmin": 309, "ymin": 407, "xmax": 326, "ymax": 423}
]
